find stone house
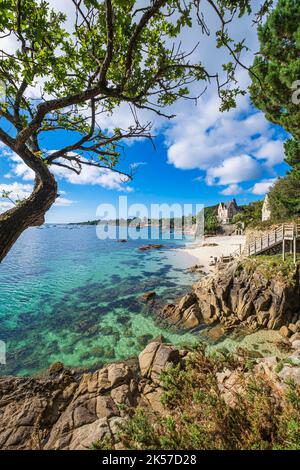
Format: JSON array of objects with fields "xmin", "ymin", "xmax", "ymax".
[{"xmin": 217, "ymin": 199, "xmax": 240, "ymax": 224}]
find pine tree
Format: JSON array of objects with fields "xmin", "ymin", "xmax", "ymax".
[{"xmin": 250, "ymin": 0, "xmax": 300, "ymax": 176}]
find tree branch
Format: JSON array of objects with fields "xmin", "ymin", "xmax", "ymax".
[
  {"xmin": 121, "ymin": 0, "xmax": 168, "ymax": 90},
  {"xmin": 99, "ymin": 0, "xmax": 114, "ymax": 86}
]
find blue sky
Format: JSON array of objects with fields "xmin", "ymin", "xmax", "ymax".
[
  {"xmin": 0, "ymin": 0, "xmax": 291, "ymax": 223},
  {"xmin": 0, "ymin": 110, "xmax": 289, "ymax": 223}
]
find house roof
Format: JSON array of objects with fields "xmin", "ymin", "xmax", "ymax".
[{"xmin": 219, "ymin": 199, "xmax": 238, "ymax": 210}]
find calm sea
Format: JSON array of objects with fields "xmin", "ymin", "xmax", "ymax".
[{"xmin": 0, "ymin": 225, "xmax": 201, "ymax": 376}]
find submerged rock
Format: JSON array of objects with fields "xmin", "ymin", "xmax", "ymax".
[
  {"xmin": 139, "ymin": 291, "xmax": 156, "ymax": 303},
  {"xmin": 186, "ymin": 264, "xmax": 205, "ymax": 273},
  {"xmin": 138, "ymin": 244, "xmax": 163, "ymax": 252},
  {"xmin": 137, "ymin": 334, "xmax": 154, "ymax": 347}
]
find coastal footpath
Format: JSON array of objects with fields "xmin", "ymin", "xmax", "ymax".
[{"xmin": 0, "ymin": 335, "xmax": 300, "ymax": 450}]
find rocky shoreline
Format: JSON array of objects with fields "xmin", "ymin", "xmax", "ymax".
[
  {"xmin": 159, "ymin": 258, "xmax": 300, "ymax": 337},
  {"xmin": 1, "ymin": 334, "xmax": 299, "ymax": 450},
  {"xmin": 1, "ymin": 255, "xmax": 300, "ymax": 450},
  {"xmin": 0, "ymin": 339, "xmax": 185, "ymax": 450}
]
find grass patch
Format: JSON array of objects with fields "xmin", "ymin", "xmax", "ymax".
[
  {"xmin": 91, "ymin": 436, "xmax": 114, "ymax": 450},
  {"xmin": 238, "ymin": 255, "xmax": 299, "ymax": 286}
]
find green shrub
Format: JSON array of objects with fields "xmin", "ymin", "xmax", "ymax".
[
  {"xmin": 238, "ymin": 255, "xmax": 299, "ymax": 286},
  {"xmin": 118, "ymin": 346, "xmax": 300, "ymax": 450},
  {"xmin": 268, "ymin": 175, "xmax": 300, "ymax": 220},
  {"xmin": 233, "ymin": 201, "xmax": 263, "ymax": 228}
]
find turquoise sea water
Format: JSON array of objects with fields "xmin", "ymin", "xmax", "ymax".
[{"xmin": 0, "ymin": 225, "xmax": 202, "ymax": 376}]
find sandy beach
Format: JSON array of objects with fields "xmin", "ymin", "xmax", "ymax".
[{"xmin": 177, "ymin": 234, "xmax": 246, "ymax": 274}]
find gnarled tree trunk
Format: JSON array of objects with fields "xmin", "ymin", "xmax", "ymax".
[{"xmin": 0, "ymin": 163, "xmax": 57, "ymax": 263}]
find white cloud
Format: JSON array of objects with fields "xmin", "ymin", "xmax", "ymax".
[
  {"xmin": 55, "ymin": 196, "xmax": 75, "ymax": 207},
  {"xmin": 5, "ymin": 153, "xmax": 35, "ymax": 180},
  {"xmin": 0, "ymin": 182, "xmax": 33, "ymax": 199},
  {"xmin": 4, "ymin": 153, "xmax": 133, "ymax": 192},
  {"xmin": 206, "ymin": 155, "xmax": 261, "ymax": 186},
  {"xmin": 255, "ymin": 140, "xmax": 284, "ymax": 167},
  {"xmin": 0, "ymin": 201, "xmax": 14, "ymax": 213},
  {"xmin": 52, "ymin": 157, "xmax": 133, "ymax": 192},
  {"xmin": 0, "ymin": 182, "xmax": 32, "ymax": 214},
  {"xmin": 220, "ymin": 184, "xmax": 244, "ymax": 196},
  {"xmin": 165, "ymin": 89, "xmax": 284, "ymax": 184},
  {"xmin": 250, "ymin": 178, "xmax": 277, "ymax": 195},
  {"xmin": 0, "ymin": 182, "xmax": 75, "ymax": 213},
  {"xmin": 95, "ymin": 102, "xmax": 163, "ymax": 137}
]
